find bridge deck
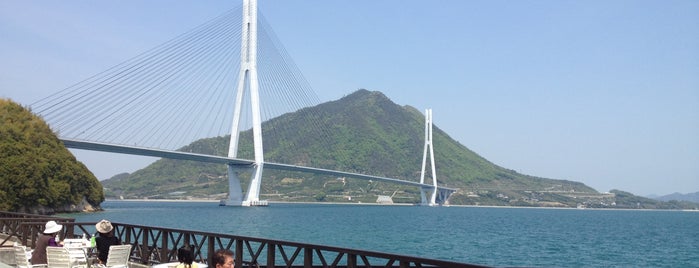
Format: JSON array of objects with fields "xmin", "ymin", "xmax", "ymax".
[{"xmin": 61, "ymin": 138, "xmax": 456, "ymax": 192}]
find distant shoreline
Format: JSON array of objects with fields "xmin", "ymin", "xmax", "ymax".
[
  {"xmin": 106, "ymin": 199, "xmax": 414, "ymax": 206},
  {"xmin": 104, "ymin": 199, "xmax": 698, "ymax": 211},
  {"xmin": 107, "ymin": 198, "xmax": 218, "ymax": 203}
]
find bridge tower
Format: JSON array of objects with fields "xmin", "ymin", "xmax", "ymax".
[
  {"xmin": 419, "ymin": 109, "xmax": 439, "ymax": 206},
  {"xmin": 225, "ymin": 0, "xmax": 266, "ymax": 206}
]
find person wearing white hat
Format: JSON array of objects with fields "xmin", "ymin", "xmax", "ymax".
[
  {"xmin": 95, "ymin": 219, "xmax": 121, "ymax": 265},
  {"xmin": 30, "ymin": 220, "xmax": 64, "ymax": 265}
]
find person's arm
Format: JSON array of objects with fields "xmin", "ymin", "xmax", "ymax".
[{"xmin": 48, "ymin": 237, "xmax": 63, "ymax": 247}]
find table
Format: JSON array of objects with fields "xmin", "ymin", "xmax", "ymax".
[
  {"xmin": 151, "ymin": 262, "xmax": 208, "ymax": 268},
  {"xmin": 63, "ymin": 239, "xmax": 94, "ymax": 268}
]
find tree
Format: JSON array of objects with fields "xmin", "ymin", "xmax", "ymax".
[{"xmin": 0, "ymin": 99, "xmax": 104, "ymax": 213}]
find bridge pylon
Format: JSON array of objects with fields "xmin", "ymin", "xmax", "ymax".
[
  {"xmin": 223, "ymin": 0, "xmax": 266, "ymax": 207},
  {"xmin": 419, "ymin": 109, "xmax": 441, "ymax": 206}
]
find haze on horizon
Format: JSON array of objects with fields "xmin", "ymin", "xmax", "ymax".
[{"xmin": 1, "ymin": 0, "xmax": 697, "ymax": 197}]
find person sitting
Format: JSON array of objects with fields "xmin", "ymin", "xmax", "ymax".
[
  {"xmin": 176, "ymin": 245, "xmax": 198, "ymax": 268},
  {"xmin": 94, "ymin": 219, "xmax": 121, "ymax": 265},
  {"xmin": 212, "ymin": 249, "xmax": 235, "ymax": 268},
  {"xmin": 31, "ymin": 220, "xmax": 63, "ymax": 265}
]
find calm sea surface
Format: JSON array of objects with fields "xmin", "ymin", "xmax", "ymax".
[{"xmin": 62, "ymin": 201, "xmax": 699, "ymax": 267}]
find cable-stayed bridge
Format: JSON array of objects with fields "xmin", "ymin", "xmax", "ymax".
[{"xmin": 32, "ymin": 0, "xmax": 455, "ymax": 206}]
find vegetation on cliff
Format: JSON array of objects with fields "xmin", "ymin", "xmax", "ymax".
[{"xmin": 0, "ymin": 99, "xmax": 103, "ymax": 213}]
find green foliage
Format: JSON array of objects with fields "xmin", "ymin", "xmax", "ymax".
[
  {"xmin": 609, "ymin": 189, "xmax": 697, "ymax": 209},
  {"xmin": 314, "ymin": 192, "xmax": 327, "ymax": 202},
  {"xmin": 0, "ymin": 99, "xmax": 104, "ymax": 212}
]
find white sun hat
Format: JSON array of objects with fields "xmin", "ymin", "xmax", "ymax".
[
  {"xmin": 96, "ymin": 219, "xmax": 113, "ymax": 234},
  {"xmin": 44, "ymin": 221, "xmax": 63, "ymax": 234}
]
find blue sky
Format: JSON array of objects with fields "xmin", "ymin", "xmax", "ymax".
[{"xmin": 1, "ymin": 0, "xmax": 697, "ymax": 196}]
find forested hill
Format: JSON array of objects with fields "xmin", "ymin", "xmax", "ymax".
[
  {"xmin": 103, "ymin": 89, "xmax": 600, "ymax": 206},
  {"xmin": 0, "ymin": 99, "xmax": 104, "ymax": 214}
]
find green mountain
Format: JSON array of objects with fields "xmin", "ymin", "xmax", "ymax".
[
  {"xmin": 0, "ymin": 99, "xmax": 104, "ymax": 214},
  {"xmin": 100, "ymin": 90, "xmax": 695, "ymax": 209}
]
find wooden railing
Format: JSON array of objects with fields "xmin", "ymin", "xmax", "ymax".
[
  {"xmin": 0, "ymin": 211, "xmax": 76, "ymax": 247},
  {"xmin": 0, "ymin": 211, "xmax": 489, "ymax": 268}
]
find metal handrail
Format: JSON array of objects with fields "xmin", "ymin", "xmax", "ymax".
[{"xmin": 0, "ymin": 211, "xmax": 489, "ymax": 268}]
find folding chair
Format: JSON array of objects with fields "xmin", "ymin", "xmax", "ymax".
[
  {"xmin": 46, "ymin": 247, "xmax": 88, "ymax": 268},
  {"xmin": 103, "ymin": 244, "xmax": 132, "ymax": 268},
  {"xmin": 13, "ymin": 245, "xmax": 47, "ymax": 268}
]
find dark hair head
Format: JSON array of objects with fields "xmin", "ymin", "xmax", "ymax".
[
  {"xmin": 212, "ymin": 249, "xmax": 235, "ymax": 266},
  {"xmin": 177, "ymin": 245, "xmax": 195, "ymax": 265}
]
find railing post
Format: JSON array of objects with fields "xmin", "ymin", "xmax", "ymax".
[
  {"xmin": 160, "ymin": 230, "xmax": 169, "ymax": 263},
  {"xmin": 347, "ymin": 254, "xmax": 357, "ymax": 268},
  {"xmin": 266, "ymin": 242, "xmax": 275, "ymax": 268},
  {"xmin": 304, "ymin": 247, "xmax": 313, "ymax": 268},
  {"xmin": 29, "ymin": 225, "xmax": 39, "ymax": 249},
  {"xmin": 235, "ymin": 239, "xmax": 243, "ymax": 268},
  {"xmin": 142, "ymin": 227, "xmax": 151, "ymax": 264},
  {"xmin": 123, "ymin": 226, "xmax": 132, "ymax": 244},
  {"xmin": 207, "ymin": 235, "xmax": 216, "ymax": 265},
  {"xmin": 20, "ymin": 224, "xmax": 30, "ymax": 247},
  {"xmin": 64, "ymin": 219, "xmax": 76, "ymax": 238}
]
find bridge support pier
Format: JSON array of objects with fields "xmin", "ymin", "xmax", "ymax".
[
  {"xmin": 420, "ymin": 187, "xmax": 455, "ymax": 206},
  {"xmin": 241, "ymin": 163, "xmax": 265, "ymax": 206},
  {"xmin": 224, "ymin": 165, "xmax": 244, "ymax": 206},
  {"xmin": 224, "ymin": 163, "xmax": 268, "ymax": 206},
  {"xmin": 436, "ymin": 188, "xmax": 455, "ymax": 205}
]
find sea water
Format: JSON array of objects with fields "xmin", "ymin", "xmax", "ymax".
[{"xmin": 63, "ymin": 201, "xmax": 699, "ymax": 267}]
